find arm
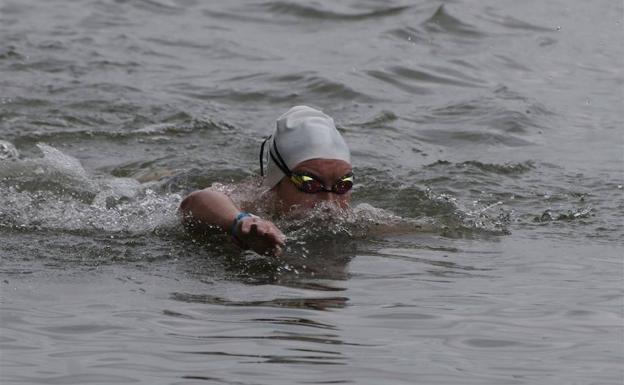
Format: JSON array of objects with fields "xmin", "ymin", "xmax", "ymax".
[{"xmin": 179, "ymin": 189, "xmax": 286, "ymax": 256}]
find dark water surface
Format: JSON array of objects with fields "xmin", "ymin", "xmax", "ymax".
[{"xmin": 1, "ymin": 1, "xmax": 622, "ymax": 384}]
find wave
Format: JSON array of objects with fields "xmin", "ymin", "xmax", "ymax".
[
  {"xmin": 144, "ymin": 37, "xmax": 276, "ymax": 61},
  {"xmin": 348, "ymin": 110, "xmax": 398, "ymax": 130},
  {"xmin": 287, "ymin": 73, "xmax": 373, "ymax": 101},
  {"xmin": 129, "ymin": 0, "xmax": 185, "ymax": 15},
  {"xmin": 179, "ymin": 72, "xmax": 373, "ymax": 103},
  {"xmin": 423, "ymin": 5, "xmax": 484, "ymax": 37},
  {"xmin": 424, "ymin": 160, "xmax": 534, "ymax": 176},
  {"xmin": 202, "ymin": 2, "xmax": 410, "ymax": 25},
  {"xmin": 366, "ymin": 69, "xmax": 431, "ymax": 95},
  {"xmin": 385, "ymin": 4, "xmax": 486, "ymax": 51},
  {"xmin": 407, "ymin": 87, "xmax": 553, "ymax": 143},
  {"xmin": 0, "ymin": 45, "xmax": 24, "ymax": 61},
  {"xmin": 366, "ymin": 64, "xmax": 486, "ymax": 95},
  {"xmin": 9, "ymin": 115, "xmax": 231, "ymax": 146},
  {"xmin": 170, "ymin": 292, "xmax": 348, "ymax": 310},
  {"xmin": 480, "ymin": 9, "xmax": 555, "ymax": 32},
  {"xmin": 412, "ymin": 128, "xmax": 534, "ymax": 147},
  {"xmin": 261, "ymin": 2, "xmax": 411, "ymax": 21}
]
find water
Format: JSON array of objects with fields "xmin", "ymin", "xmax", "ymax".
[{"xmin": 1, "ymin": 0, "xmax": 622, "ymax": 384}]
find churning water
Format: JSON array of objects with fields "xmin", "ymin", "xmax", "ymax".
[{"xmin": 1, "ymin": 1, "xmax": 622, "ymax": 384}]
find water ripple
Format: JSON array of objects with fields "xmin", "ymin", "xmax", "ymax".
[
  {"xmin": 177, "ymin": 349, "xmax": 346, "ymax": 365},
  {"xmin": 481, "ymin": 7, "xmax": 556, "ymax": 32},
  {"xmin": 423, "ymin": 5, "xmax": 484, "ymax": 37},
  {"xmin": 424, "ymin": 160, "xmax": 534, "ymax": 176},
  {"xmin": 170, "ymin": 292, "xmax": 348, "ymax": 311},
  {"xmin": 3, "ymin": 374, "xmax": 139, "ymax": 384},
  {"xmin": 367, "ymin": 65, "xmax": 486, "ymax": 95},
  {"xmin": 260, "ymin": 2, "xmax": 411, "ymax": 21}
]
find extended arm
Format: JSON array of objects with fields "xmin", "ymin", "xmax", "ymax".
[{"xmin": 179, "ymin": 189, "xmax": 286, "ymax": 256}]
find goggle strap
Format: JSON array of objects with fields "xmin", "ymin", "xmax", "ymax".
[
  {"xmin": 259, "ymin": 136, "xmax": 271, "ymax": 177},
  {"xmin": 261, "ymin": 137, "xmax": 353, "ymax": 193},
  {"xmin": 269, "ymin": 140, "xmax": 292, "ymax": 177}
]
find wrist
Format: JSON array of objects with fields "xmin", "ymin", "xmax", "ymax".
[{"xmin": 230, "ymin": 212, "xmax": 255, "ymax": 240}]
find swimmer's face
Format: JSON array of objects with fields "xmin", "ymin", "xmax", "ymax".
[{"xmin": 273, "ymin": 158, "xmax": 352, "ymax": 213}]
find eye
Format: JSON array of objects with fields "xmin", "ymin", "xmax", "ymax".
[
  {"xmin": 291, "ymin": 174, "xmax": 323, "ymax": 193},
  {"xmin": 333, "ymin": 177, "xmax": 353, "ymax": 194},
  {"xmin": 301, "ymin": 178, "xmax": 322, "ymax": 193}
]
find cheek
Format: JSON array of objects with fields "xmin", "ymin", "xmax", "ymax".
[
  {"xmin": 275, "ymin": 182, "xmax": 316, "ymax": 208},
  {"xmin": 337, "ymin": 192, "xmax": 351, "ymax": 208},
  {"xmin": 275, "ymin": 182, "xmax": 351, "ymax": 211},
  {"xmin": 287, "ymin": 192, "xmax": 321, "ymax": 209}
]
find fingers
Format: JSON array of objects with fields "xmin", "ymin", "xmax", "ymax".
[
  {"xmin": 239, "ymin": 217, "xmax": 264, "ymax": 237},
  {"xmin": 236, "ymin": 217, "xmax": 286, "ymax": 254},
  {"xmin": 272, "ymin": 244, "xmax": 283, "ymax": 257},
  {"xmin": 268, "ymin": 228, "xmax": 286, "ymax": 246}
]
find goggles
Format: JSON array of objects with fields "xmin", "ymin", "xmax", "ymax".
[
  {"xmin": 289, "ymin": 172, "xmax": 353, "ymax": 195},
  {"xmin": 260, "ymin": 136, "xmax": 354, "ymax": 195}
]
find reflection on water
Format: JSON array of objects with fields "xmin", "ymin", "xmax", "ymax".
[{"xmin": 170, "ymin": 292, "xmax": 348, "ymax": 311}]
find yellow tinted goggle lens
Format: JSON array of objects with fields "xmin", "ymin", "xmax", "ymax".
[{"xmin": 334, "ymin": 175, "xmax": 353, "ymax": 194}]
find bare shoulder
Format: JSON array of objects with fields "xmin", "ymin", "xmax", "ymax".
[{"xmin": 225, "ymin": 178, "xmax": 275, "ymax": 215}]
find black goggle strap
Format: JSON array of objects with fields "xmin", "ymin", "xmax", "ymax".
[
  {"xmin": 259, "ymin": 136, "xmax": 271, "ymax": 177},
  {"xmin": 268, "ymin": 139, "xmax": 292, "ymax": 177}
]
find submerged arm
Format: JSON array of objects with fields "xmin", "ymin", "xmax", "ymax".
[{"xmin": 179, "ymin": 189, "xmax": 286, "ymax": 256}]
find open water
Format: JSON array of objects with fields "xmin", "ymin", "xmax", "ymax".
[{"xmin": 1, "ymin": 1, "xmax": 622, "ymax": 384}]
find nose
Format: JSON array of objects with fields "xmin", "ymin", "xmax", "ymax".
[
  {"xmin": 318, "ymin": 191, "xmax": 338, "ymax": 202},
  {"xmin": 314, "ymin": 191, "xmax": 344, "ymax": 210}
]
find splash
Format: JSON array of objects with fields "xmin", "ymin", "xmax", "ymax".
[
  {"xmin": 533, "ymin": 206, "xmax": 594, "ymax": 222},
  {"xmin": 218, "ymin": 175, "xmax": 510, "ymax": 243},
  {"xmin": 0, "ymin": 142, "xmax": 182, "ymax": 235},
  {"xmin": 0, "ymin": 142, "xmax": 510, "ymax": 264},
  {"xmin": 0, "ymin": 140, "xmax": 19, "ymax": 160}
]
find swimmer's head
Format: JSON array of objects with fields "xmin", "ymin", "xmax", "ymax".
[
  {"xmin": 260, "ymin": 106, "xmax": 352, "ymax": 211},
  {"xmin": 261, "ymin": 106, "xmax": 351, "ymax": 188}
]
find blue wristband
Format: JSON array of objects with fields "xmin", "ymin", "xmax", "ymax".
[{"xmin": 231, "ymin": 212, "xmax": 253, "ymax": 239}]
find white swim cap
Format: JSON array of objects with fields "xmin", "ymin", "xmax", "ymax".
[{"xmin": 261, "ymin": 106, "xmax": 351, "ymax": 188}]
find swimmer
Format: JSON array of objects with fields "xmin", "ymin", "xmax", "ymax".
[{"xmin": 179, "ymin": 106, "xmax": 353, "ymax": 256}]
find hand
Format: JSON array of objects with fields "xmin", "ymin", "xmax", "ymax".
[{"xmin": 234, "ymin": 216, "xmax": 286, "ymax": 257}]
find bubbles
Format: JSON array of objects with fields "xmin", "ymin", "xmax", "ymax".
[
  {"xmin": 533, "ymin": 206, "xmax": 594, "ymax": 223},
  {"xmin": 460, "ymin": 200, "xmax": 511, "ymax": 235},
  {"xmin": 0, "ymin": 140, "xmax": 20, "ymax": 160},
  {"xmin": 92, "ymin": 177, "xmax": 142, "ymax": 209}
]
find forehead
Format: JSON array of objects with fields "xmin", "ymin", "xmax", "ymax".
[{"xmin": 292, "ymin": 158, "xmax": 352, "ymax": 176}]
